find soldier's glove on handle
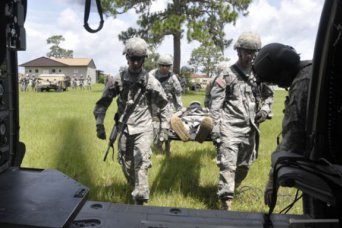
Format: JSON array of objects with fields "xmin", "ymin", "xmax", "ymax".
[
  {"xmin": 264, "ymin": 173, "xmax": 274, "ymax": 207},
  {"xmin": 96, "ymin": 124, "xmax": 106, "ymax": 140},
  {"xmin": 255, "ymin": 110, "xmax": 268, "ymax": 124},
  {"xmin": 211, "ymin": 131, "xmax": 221, "ymax": 147},
  {"xmin": 159, "ymin": 128, "xmax": 169, "ymax": 142}
]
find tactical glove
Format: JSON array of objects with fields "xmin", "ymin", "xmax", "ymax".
[
  {"xmin": 159, "ymin": 128, "xmax": 169, "ymax": 142},
  {"xmin": 264, "ymin": 172, "xmax": 275, "ymax": 207},
  {"xmin": 255, "ymin": 110, "xmax": 268, "ymax": 124},
  {"xmin": 96, "ymin": 124, "xmax": 106, "ymax": 140}
]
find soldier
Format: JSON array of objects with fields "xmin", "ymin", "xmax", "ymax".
[
  {"xmin": 93, "ymin": 37, "xmax": 169, "ymax": 205},
  {"xmin": 79, "ymin": 76, "xmax": 84, "ymax": 90},
  {"xmin": 86, "ymin": 75, "xmax": 91, "ymax": 90},
  {"xmin": 71, "ymin": 77, "xmax": 77, "ymax": 89},
  {"xmin": 30, "ymin": 75, "xmax": 37, "ymax": 91},
  {"xmin": 20, "ymin": 75, "xmax": 29, "ymax": 92},
  {"xmin": 149, "ymin": 54, "xmax": 183, "ymax": 156},
  {"xmin": 209, "ymin": 32, "xmax": 274, "ymax": 210},
  {"xmin": 252, "ymin": 43, "xmax": 312, "ymax": 207}
]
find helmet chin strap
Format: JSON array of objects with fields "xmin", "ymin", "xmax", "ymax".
[
  {"xmin": 158, "ymin": 72, "xmax": 169, "ymax": 77},
  {"xmin": 128, "ymin": 68, "xmax": 142, "ymax": 74}
]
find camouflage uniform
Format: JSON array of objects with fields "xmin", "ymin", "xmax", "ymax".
[
  {"xmin": 263, "ymin": 63, "xmax": 311, "ymax": 205},
  {"xmin": 252, "ymin": 43, "xmax": 312, "ymax": 206},
  {"xmin": 150, "ymin": 54, "xmax": 183, "ymax": 155},
  {"xmin": 94, "ymin": 69, "xmax": 168, "ymax": 201},
  {"xmin": 174, "ymin": 106, "xmax": 210, "ymax": 132},
  {"xmin": 210, "ymin": 63, "xmax": 274, "ymax": 201},
  {"xmin": 276, "ymin": 62, "xmax": 311, "ymax": 153},
  {"xmin": 150, "ymin": 69, "xmax": 183, "ymax": 118},
  {"xmin": 93, "ymin": 37, "xmax": 168, "ymax": 203}
]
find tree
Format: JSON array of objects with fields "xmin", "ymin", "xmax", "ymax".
[
  {"xmin": 46, "ymin": 35, "xmax": 74, "ymax": 58},
  {"xmin": 188, "ymin": 44, "xmax": 229, "ymax": 78},
  {"xmin": 101, "ymin": 0, "xmax": 251, "ymax": 74},
  {"xmin": 143, "ymin": 52, "xmax": 159, "ymax": 72}
]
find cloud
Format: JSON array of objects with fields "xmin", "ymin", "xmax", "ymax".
[{"xmin": 223, "ymin": 0, "xmax": 324, "ymax": 62}]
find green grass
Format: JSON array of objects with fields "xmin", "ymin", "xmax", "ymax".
[{"xmin": 19, "ymin": 85, "xmax": 302, "ymax": 213}]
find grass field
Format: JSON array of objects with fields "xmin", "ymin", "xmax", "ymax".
[{"xmin": 19, "ymin": 84, "xmax": 302, "ymax": 214}]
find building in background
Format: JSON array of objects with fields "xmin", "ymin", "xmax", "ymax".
[
  {"xmin": 189, "ymin": 73, "xmax": 209, "ymax": 91},
  {"xmin": 20, "ymin": 56, "xmax": 97, "ymax": 84}
]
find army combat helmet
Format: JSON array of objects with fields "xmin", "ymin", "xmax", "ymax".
[
  {"xmin": 158, "ymin": 54, "xmax": 173, "ymax": 66},
  {"xmin": 234, "ymin": 32, "xmax": 262, "ymax": 51},
  {"xmin": 253, "ymin": 43, "xmax": 300, "ymax": 88},
  {"xmin": 123, "ymin": 37, "xmax": 148, "ymax": 57},
  {"xmin": 188, "ymin": 100, "xmax": 202, "ymax": 110}
]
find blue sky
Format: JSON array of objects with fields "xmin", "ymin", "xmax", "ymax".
[{"xmin": 18, "ymin": 0, "xmax": 324, "ymax": 75}]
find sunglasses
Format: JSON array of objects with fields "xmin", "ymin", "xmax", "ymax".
[
  {"xmin": 128, "ymin": 56, "xmax": 144, "ymax": 62},
  {"xmin": 159, "ymin": 64, "xmax": 171, "ymax": 67},
  {"xmin": 241, "ymin": 49, "xmax": 257, "ymax": 55}
]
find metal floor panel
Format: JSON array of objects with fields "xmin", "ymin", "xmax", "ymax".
[
  {"xmin": 0, "ymin": 167, "xmax": 88, "ymax": 228},
  {"xmin": 71, "ymin": 201, "xmax": 308, "ymax": 228}
]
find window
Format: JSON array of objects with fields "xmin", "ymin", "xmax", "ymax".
[
  {"xmin": 28, "ymin": 69, "xmax": 32, "ymax": 73},
  {"xmin": 35, "ymin": 69, "xmax": 38, "ymax": 73},
  {"xmin": 52, "ymin": 69, "xmax": 56, "ymax": 73}
]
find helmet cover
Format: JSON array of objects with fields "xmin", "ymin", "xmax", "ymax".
[
  {"xmin": 158, "ymin": 54, "xmax": 173, "ymax": 65},
  {"xmin": 234, "ymin": 32, "xmax": 262, "ymax": 50},
  {"xmin": 123, "ymin": 37, "xmax": 148, "ymax": 57}
]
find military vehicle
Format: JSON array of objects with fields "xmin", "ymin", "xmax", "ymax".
[
  {"xmin": 35, "ymin": 74, "xmax": 70, "ymax": 92},
  {"xmin": 0, "ymin": 0, "xmax": 341, "ymax": 227}
]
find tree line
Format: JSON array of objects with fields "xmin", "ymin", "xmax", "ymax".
[{"xmin": 46, "ymin": 0, "xmax": 252, "ymax": 77}]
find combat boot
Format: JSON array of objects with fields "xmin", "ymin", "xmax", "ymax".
[
  {"xmin": 170, "ymin": 116, "xmax": 191, "ymax": 141},
  {"xmin": 135, "ymin": 199, "xmax": 148, "ymax": 206},
  {"xmin": 195, "ymin": 117, "xmax": 213, "ymax": 143},
  {"xmin": 220, "ymin": 199, "xmax": 232, "ymax": 211},
  {"xmin": 155, "ymin": 142, "xmax": 163, "ymax": 155},
  {"xmin": 165, "ymin": 140, "xmax": 171, "ymax": 157}
]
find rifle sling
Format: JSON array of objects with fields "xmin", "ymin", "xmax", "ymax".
[
  {"xmin": 116, "ymin": 72, "xmax": 149, "ymax": 142},
  {"xmin": 231, "ymin": 64, "xmax": 255, "ymax": 89},
  {"xmin": 231, "ymin": 64, "xmax": 259, "ymax": 101}
]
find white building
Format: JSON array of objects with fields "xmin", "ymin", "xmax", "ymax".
[{"xmin": 20, "ymin": 56, "xmax": 97, "ymax": 84}]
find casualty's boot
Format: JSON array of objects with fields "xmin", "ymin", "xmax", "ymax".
[
  {"xmin": 220, "ymin": 198, "xmax": 232, "ymax": 211},
  {"xmin": 170, "ymin": 116, "xmax": 191, "ymax": 142},
  {"xmin": 195, "ymin": 117, "xmax": 213, "ymax": 143}
]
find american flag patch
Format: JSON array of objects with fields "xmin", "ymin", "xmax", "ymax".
[{"xmin": 215, "ymin": 78, "xmax": 225, "ymax": 88}]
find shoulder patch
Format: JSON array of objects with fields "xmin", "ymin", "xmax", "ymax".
[{"xmin": 215, "ymin": 78, "xmax": 226, "ymax": 88}]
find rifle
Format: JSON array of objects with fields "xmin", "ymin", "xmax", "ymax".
[
  {"xmin": 103, "ymin": 113, "xmax": 120, "ymax": 161},
  {"xmin": 103, "ymin": 123, "xmax": 119, "ymax": 161}
]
